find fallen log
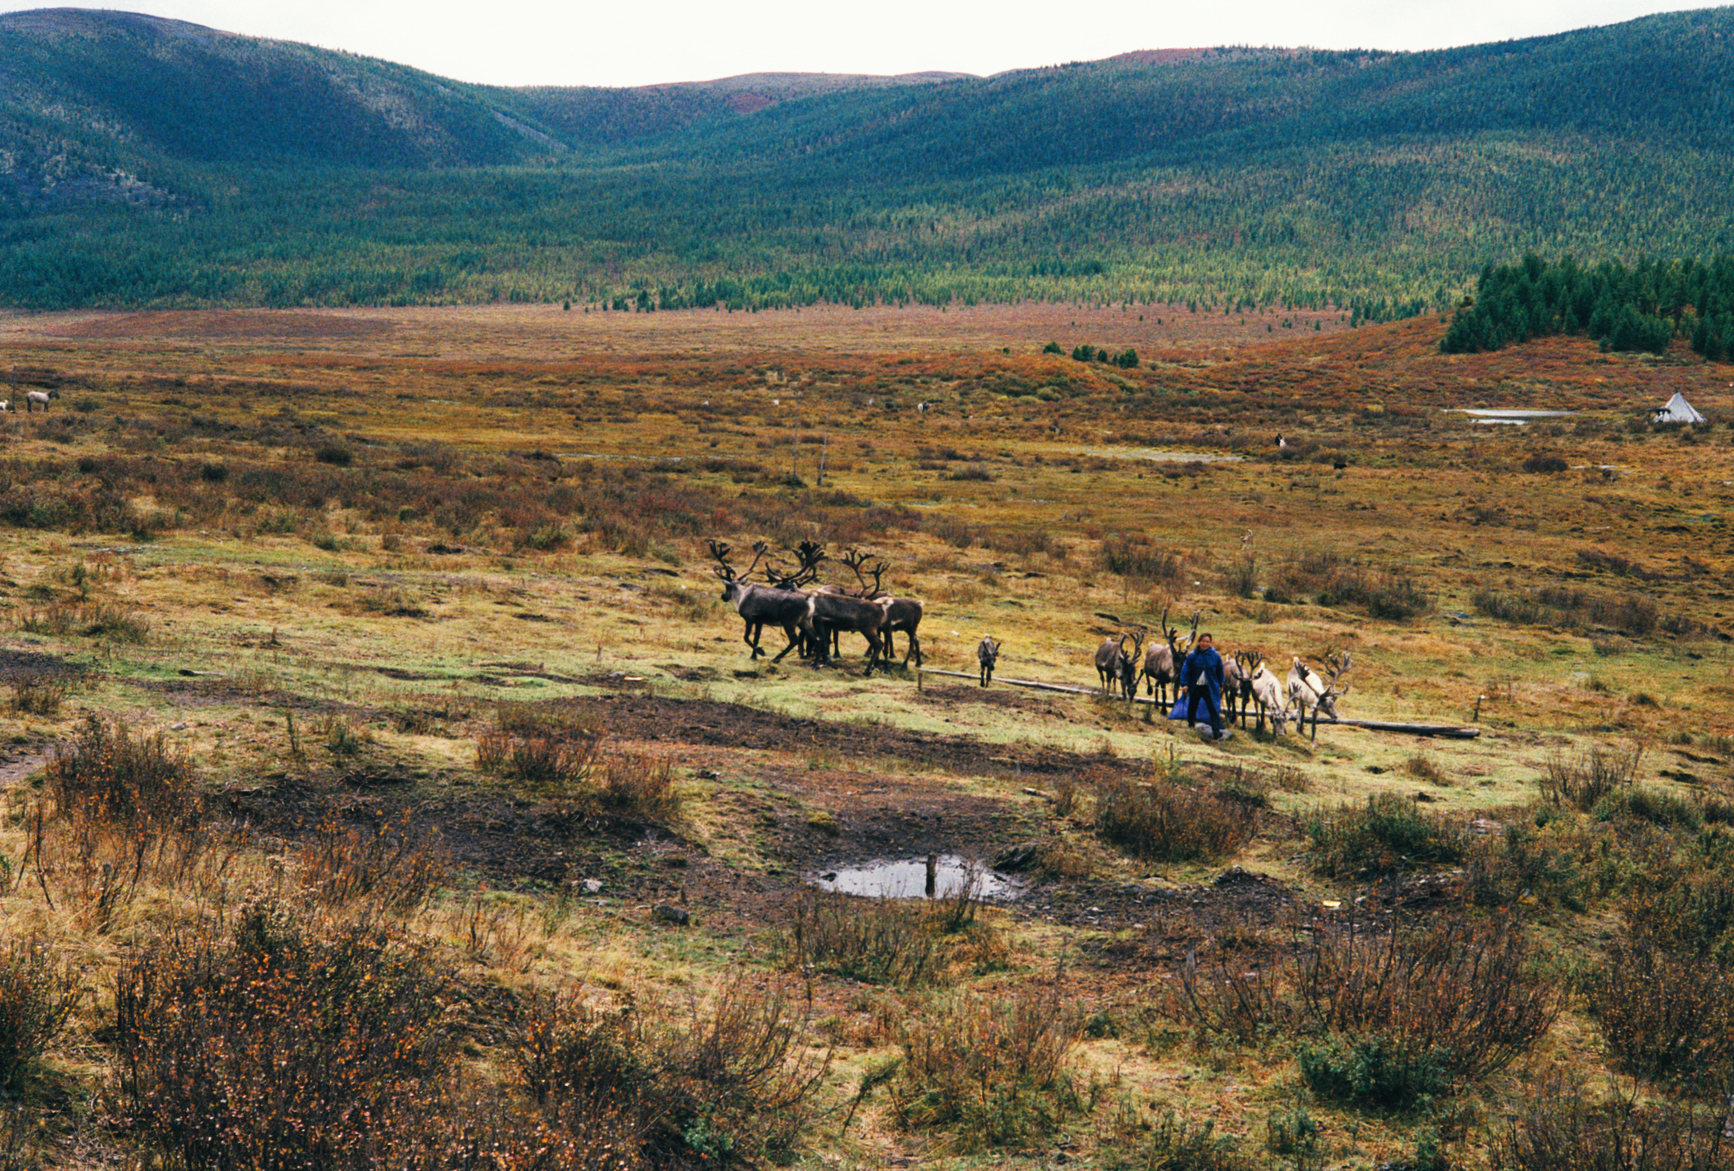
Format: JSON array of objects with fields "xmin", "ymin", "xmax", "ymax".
[
  {"xmin": 918, "ymin": 669, "xmax": 1480, "ymax": 738},
  {"xmin": 918, "ymin": 667, "xmax": 1100, "ymax": 696}
]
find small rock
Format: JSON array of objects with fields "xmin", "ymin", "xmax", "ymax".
[
  {"xmin": 581, "ymin": 879, "xmax": 603, "ymax": 894},
  {"xmin": 696, "ymin": 768, "xmax": 720, "ymax": 780}
]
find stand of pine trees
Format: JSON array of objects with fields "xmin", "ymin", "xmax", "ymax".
[{"xmin": 1441, "ymin": 253, "xmax": 1734, "ymax": 361}]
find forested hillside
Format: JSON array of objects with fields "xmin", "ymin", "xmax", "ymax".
[{"xmin": 3, "ymin": 5, "xmax": 1734, "ymax": 312}]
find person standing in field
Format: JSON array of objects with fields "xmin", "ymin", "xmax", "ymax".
[{"xmin": 1180, "ymin": 631, "xmax": 1226, "ymax": 740}]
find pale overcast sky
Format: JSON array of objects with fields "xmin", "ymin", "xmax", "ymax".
[{"xmin": 0, "ymin": 1, "xmax": 1715, "ymax": 87}]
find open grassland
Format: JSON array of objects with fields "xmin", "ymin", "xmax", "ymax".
[{"xmin": 1, "ymin": 303, "xmax": 1733, "ymax": 1169}]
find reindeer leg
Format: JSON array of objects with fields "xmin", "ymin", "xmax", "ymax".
[{"xmin": 771, "ymin": 621, "xmax": 800, "ymax": 663}]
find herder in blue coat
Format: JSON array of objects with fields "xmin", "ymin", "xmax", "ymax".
[{"xmin": 1177, "ymin": 632, "xmax": 1226, "ymax": 740}]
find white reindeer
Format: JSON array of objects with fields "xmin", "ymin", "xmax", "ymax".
[
  {"xmin": 1243, "ymin": 653, "xmax": 1289, "ymax": 735},
  {"xmin": 1286, "ymin": 653, "xmax": 1351, "ymax": 742},
  {"xmin": 24, "ymin": 390, "xmax": 58, "ymax": 412}
]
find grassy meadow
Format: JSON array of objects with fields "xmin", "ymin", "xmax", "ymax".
[{"xmin": 0, "ymin": 301, "xmax": 1732, "ymax": 1169}]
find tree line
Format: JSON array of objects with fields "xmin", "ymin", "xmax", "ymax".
[{"xmin": 1440, "ymin": 253, "xmax": 1734, "ymax": 361}]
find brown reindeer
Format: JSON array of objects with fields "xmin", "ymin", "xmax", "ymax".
[
  {"xmin": 977, "ymin": 635, "xmax": 1001, "ymax": 686},
  {"xmin": 707, "ymin": 540, "xmax": 811, "ymax": 662},
  {"xmin": 841, "ymin": 549, "xmax": 925, "ymax": 668},
  {"xmin": 1140, "ymin": 608, "xmax": 1197, "ymax": 706}
]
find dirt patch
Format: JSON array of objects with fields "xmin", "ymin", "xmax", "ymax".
[{"xmin": 569, "ymin": 689, "xmax": 1142, "ymax": 783}]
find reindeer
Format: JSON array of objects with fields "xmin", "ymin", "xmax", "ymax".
[
  {"xmin": 1242, "ymin": 652, "xmax": 1289, "ymax": 735},
  {"xmin": 839, "ymin": 548, "xmax": 924, "ymax": 668},
  {"xmin": 1117, "ymin": 627, "xmax": 1145, "ymax": 700},
  {"xmin": 1096, "ymin": 635, "xmax": 1127, "ymax": 695},
  {"xmin": 1095, "ymin": 628, "xmax": 1144, "ymax": 700},
  {"xmin": 707, "ymin": 540, "xmax": 811, "ymax": 663},
  {"xmin": 977, "ymin": 636, "xmax": 1001, "ymax": 686},
  {"xmin": 1140, "ymin": 608, "xmax": 1197, "ymax": 706},
  {"xmin": 1223, "ymin": 651, "xmax": 1249, "ymax": 727},
  {"xmin": 1286, "ymin": 652, "xmax": 1351, "ymax": 742},
  {"xmin": 804, "ymin": 589, "xmax": 887, "ymax": 674},
  {"xmin": 24, "ymin": 389, "xmax": 58, "ymax": 412}
]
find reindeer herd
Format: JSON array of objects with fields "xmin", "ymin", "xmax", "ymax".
[
  {"xmin": 1094, "ymin": 607, "xmax": 1352, "ymax": 741},
  {"xmin": 708, "ymin": 539, "xmax": 923, "ymax": 676},
  {"xmin": 707, "ymin": 540, "xmax": 1352, "ymax": 740}
]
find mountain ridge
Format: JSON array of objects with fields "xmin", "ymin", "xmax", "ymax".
[{"xmin": 3, "ymin": 6, "xmax": 1734, "ymax": 312}]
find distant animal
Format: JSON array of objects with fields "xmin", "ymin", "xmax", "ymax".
[
  {"xmin": 1094, "ymin": 635, "xmax": 1123, "ymax": 695},
  {"xmin": 25, "ymin": 390, "xmax": 58, "ymax": 412},
  {"xmin": 1286, "ymin": 652, "xmax": 1351, "ymax": 742},
  {"xmin": 0, "ymin": 400, "xmax": 9, "ymax": 412},
  {"xmin": 977, "ymin": 636, "xmax": 1001, "ymax": 687},
  {"xmin": 1275, "ymin": 434, "xmax": 1288, "ymax": 449},
  {"xmin": 1140, "ymin": 607, "xmax": 1196, "ymax": 706},
  {"xmin": 1244, "ymin": 654, "xmax": 1289, "ymax": 735},
  {"xmin": 707, "ymin": 540, "xmax": 809, "ymax": 663},
  {"xmin": 1223, "ymin": 651, "xmax": 1254, "ymax": 727}
]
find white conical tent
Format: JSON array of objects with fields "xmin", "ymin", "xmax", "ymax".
[{"xmin": 1651, "ymin": 392, "xmax": 1706, "ymax": 423}]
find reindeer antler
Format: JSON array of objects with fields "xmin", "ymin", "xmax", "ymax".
[
  {"xmin": 839, "ymin": 548, "xmax": 888, "ymax": 597},
  {"xmin": 707, "ymin": 539, "xmax": 735, "ymax": 581},
  {"xmin": 766, "ymin": 539, "xmax": 825, "ymax": 589}
]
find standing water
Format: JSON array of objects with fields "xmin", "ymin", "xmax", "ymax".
[{"xmin": 812, "ymin": 854, "xmax": 1025, "ymax": 900}]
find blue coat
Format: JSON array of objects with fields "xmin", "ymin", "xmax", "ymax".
[{"xmin": 1170, "ymin": 645, "xmax": 1224, "ymax": 721}]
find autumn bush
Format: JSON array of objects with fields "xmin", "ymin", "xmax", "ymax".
[
  {"xmin": 112, "ymin": 903, "xmax": 457, "ymax": 1171},
  {"xmin": 1495, "ymin": 1081, "xmax": 1734, "ymax": 1171},
  {"xmin": 1094, "ymin": 772, "xmax": 1258, "ymax": 863},
  {"xmin": 1176, "ymin": 911, "xmax": 1562, "ymax": 1107},
  {"xmin": 45, "ymin": 713, "xmax": 197, "ymax": 829},
  {"xmin": 1540, "ymin": 742, "xmax": 1644, "ymax": 811},
  {"xmin": 0, "ymin": 937, "xmax": 81, "ymax": 1093},
  {"xmin": 784, "ymin": 889, "xmax": 939, "ymax": 986},
  {"xmin": 513, "ymin": 978, "xmax": 829, "ymax": 1168},
  {"xmin": 1305, "ymin": 793, "xmax": 1469, "ymax": 879},
  {"xmin": 891, "ymin": 988, "xmax": 1085, "ymax": 1151}
]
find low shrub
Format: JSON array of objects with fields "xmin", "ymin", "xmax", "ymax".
[
  {"xmin": 1587, "ymin": 941, "xmax": 1734, "ymax": 1084},
  {"xmin": 1464, "ymin": 819, "xmax": 1584, "ymax": 909},
  {"xmin": 0, "ymin": 937, "xmax": 81, "ymax": 1092},
  {"xmin": 1495, "ymin": 1082, "xmax": 1734, "ymax": 1171},
  {"xmin": 1596, "ymin": 786, "xmax": 1703, "ymax": 831},
  {"xmin": 1175, "ymin": 911, "xmax": 1562, "ymax": 1104},
  {"xmin": 1098, "ymin": 533, "xmax": 1184, "ymax": 585},
  {"xmin": 1305, "ymin": 793, "xmax": 1469, "ymax": 878},
  {"xmin": 45, "ymin": 713, "xmax": 197, "ymax": 829},
  {"xmin": 1297, "ymin": 1032, "xmax": 1453, "ymax": 1110},
  {"xmin": 596, "ymin": 751, "xmax": 682, "ymax": 821},
  {"xmin": 1095, "ymin": 774, "xmax": 1258, "ymax": 863},
  {"xmin": 477, "ymin": 727, "xmax": 603, "ymax": 798},
  {"xmin": 1541, "ymin": 743, "xmax": 1643, "ymax": 810},
  {"xmin": 113, "ymin": 904, "xmax": 456, "ymax": 1171},
  {"xmin": 514, "ymin": 977, "xmax": 829, "ymax": 1168},
  {"xmin": 296, "ymin": 816, "xmax": 447, "ymax": 919},
  {"xmin": 1293, "ymin": 913, "xmax": 1561, "ymax": 1085},
  {"xmin": 1103, "ymin": 1111, "xmax": 1254, "ymax": 1171},
  {"xmin": 891, "ymin": 989, "xmax": 1084, "ymax": 1152},
  {"xmin": 4, "ymin": 673, "xmax": 66, "ymax": 716},
  {"xmin": 784, "ymin": 890, "xmax": 939, "ymax": 986}
]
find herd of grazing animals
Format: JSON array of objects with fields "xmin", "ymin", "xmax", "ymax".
[
  {"xmin": 710, "ymin": 539, "xmax": 1352, "ymax": 738},
  {"xmin": 708, "ymin": 539, "xmax": 923, "ymax": 676}
]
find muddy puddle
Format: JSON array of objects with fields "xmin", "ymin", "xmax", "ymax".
[{"xmin": 812, "ymin": 854, "xmax": 1027, "ymax": 900}]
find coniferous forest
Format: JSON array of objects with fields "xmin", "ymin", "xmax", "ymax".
[
  {"xmin": 1442, "ymin": 254, "xmax": 1734, "ymax": 360},
  {"xmin": 3, "ymin": 7, "xmax": 1734, "ymax": 316}
]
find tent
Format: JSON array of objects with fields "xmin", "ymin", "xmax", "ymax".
[{"xmin": 1650, "ymin": 392, "xmax": 1706, "ymax": 424}]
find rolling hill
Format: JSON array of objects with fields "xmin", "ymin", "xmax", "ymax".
[{"xmin": 2, "ymin": 6, "xmax": 1733, "ymax": 312}]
